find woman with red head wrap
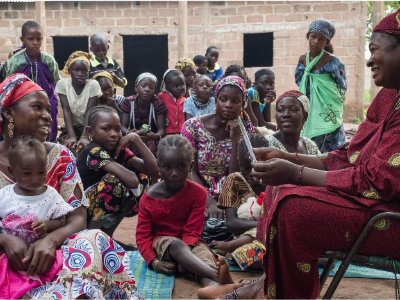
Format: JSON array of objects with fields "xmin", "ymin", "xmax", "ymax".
[
  {"xmin": 215, "ymin": 9, "xmax": 400, "ymax": 300},
  {"xmin": 0, "ymin": 74, "xmax": 141, "ymax": 299}
]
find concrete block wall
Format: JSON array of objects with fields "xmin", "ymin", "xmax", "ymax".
[{"xmin": 0, "ymin": 1, "xmax": 367, "ymax": 120}]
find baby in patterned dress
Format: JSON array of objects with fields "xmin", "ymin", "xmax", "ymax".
[{"xmin": 0, "ymin": 135, "xmax": 73, "ymax": 299}]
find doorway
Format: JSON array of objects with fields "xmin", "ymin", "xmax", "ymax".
[{"xmin": 122, "ymin": 35, "xmax": 168, "ymax": 97}]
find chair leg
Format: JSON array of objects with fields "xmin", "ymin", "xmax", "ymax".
[
  {"xmin": 319, "ymin": 257, "xmax": 336, "ymax": 294},
  {"xmin": 323, "ymin": 212, "xmax": 398, "ymax": 299}
]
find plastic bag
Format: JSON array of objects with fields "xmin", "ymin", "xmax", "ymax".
[{"xmin": 202, "ymin": 218, "xmax": 233, "ymax": 245}]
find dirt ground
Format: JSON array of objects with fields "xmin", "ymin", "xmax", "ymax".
[{"xmin": 114, "ymin": 216, "xmax": 396, "ymax": 299}]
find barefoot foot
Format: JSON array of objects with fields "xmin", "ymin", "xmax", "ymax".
[
  {"xmin": 221, "ymin": 275, "xmax": 265, "ymax": 299},
  {"xmin": 198, "ymin": 283, "xmax": 244, "ymax": 299},
  {"xmin": 216, "ymin": 256, "xmax": 234, "ymax": 284}
]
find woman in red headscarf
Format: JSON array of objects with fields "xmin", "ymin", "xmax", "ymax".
[
  {"xmin": 214, "ymin": 9, "xmax": 400, "ymax": 300},
  {"xmin": 0, "ymin": 74, "xmax": 141, "ymax": 299}
]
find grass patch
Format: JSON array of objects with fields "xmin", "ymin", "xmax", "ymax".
[{"xmin": 364, "ymin": 89, "xmax": 371, "ymax": 104}]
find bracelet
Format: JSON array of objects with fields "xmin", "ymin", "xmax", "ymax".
[
  {"xmin": 299, "ymin": 165, "xmax": 305, "ymax": 186},
  {"xmin": 295, "ymin": 152, "xmax": 299, "ymax": 165}
]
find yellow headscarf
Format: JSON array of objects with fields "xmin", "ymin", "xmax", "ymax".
[
  {"xmin": 63, "ymin": 51, "xmax": 91, "ymax": 75},
  {"xmin": 92, "ymin": 71, "xmax": 114, "ymax": 83},
  {"xmin": 175, "ymin": 57, "xmax": 195, "ymax": 71}
]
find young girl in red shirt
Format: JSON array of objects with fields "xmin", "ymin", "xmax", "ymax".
[
  {"xmin": 158, "ymin": 70, "xmax": 186, "ymax": 134},
  {"xmin": 136, "ymin": 135, "xmax": 243, "ymax": 298}
]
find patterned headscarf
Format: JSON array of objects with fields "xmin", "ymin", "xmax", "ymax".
[
  {"xmin": 92, "ymin": 71, "xmax": 114, "ymax": 83},
  {"xmin": 276, "ymin": 90, "xmax": 310, "ymax": 113},
  {"xmin": 215, "ymin": 76, "xmax": 249, "ymax": 108},
  {"xmin": 373, "ymin": 8, "xmax": 400, "ymax": 35},
  {"xmin": 308, "ymin": 18, "xmax": 336, "ymax": 41},
  {"xmin": 63, "ymin": 51, "xmax": 91, "ymax": 75},
  {"xmin": 0, "ymin": 73, "xmax": 43, "ymax": 133},
  {"xmin": 135, "ymin": 72, "xmax": 158, "ymax": 91},
  {"xmin": 175, "ymin": 57, "xmax": 196, "ymax": 71}
]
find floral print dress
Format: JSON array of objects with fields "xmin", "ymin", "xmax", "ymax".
[{"xmin": 181, "ymin": 114, "xmax": 254, "ymax": 200}]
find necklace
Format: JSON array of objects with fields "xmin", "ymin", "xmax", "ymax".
[
  {"xmin": 24, "ymin": 51, "xmax": 38, "ymax": 83},
  {"xmin": 192, "ymin": 92, "xmax": 211, "ymax": 110}
]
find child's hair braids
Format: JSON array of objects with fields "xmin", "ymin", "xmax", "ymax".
[
  {"xmin": 21, "ymin": 21, "xmax": 42, "ymax": 37},
  {"xmin": 9, "ymin": 135, "xmax": 46, "ymax": 167},
  {"xmin": 237, "ymin": 134, "xmax": 269, "ymax": 160},
  {"xmin": 157, "ymin": 134, "xmax": 194, "ymax": 163},
  {"xmin": 87, "ymin": 105, "xmax": 118, "ymax": 128}
]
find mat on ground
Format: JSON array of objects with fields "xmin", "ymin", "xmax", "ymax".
[{"xmin": 128, "ymin": 251, "xmax": 175, "ymax": 299}]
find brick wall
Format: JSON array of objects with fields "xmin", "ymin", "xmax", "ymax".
[{"xmin": 0, "ymin": 1, "xmax": 367, "ymax": 120}]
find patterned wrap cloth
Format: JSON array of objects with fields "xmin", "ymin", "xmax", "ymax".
[
  {"xmin": 308, "ymin": 18, "xmax": 336, "ymax": 40},
  {"xmin": 254, "ymin": 16, "xmax": 400, "ymax": 299},
  {"xmin": 0, "ymin": 75, "xmax": 141, "ymax": 299},
  {"xmin": 63, "ymin": 51, "xmax": 91, "ymax": 75},
  {"xmin": 276, "ymin": 90, "xmax": 310, "ymax": 113},
  {"xmin": 0, "ymin": 74, "xmax": 43, "ymax": 134},
  {"xmin": 175, "ymin": 57, "xmax": 196, "ymax": 71},
  {"xmin": 215, "ymin": 75, "xmax": 249, "ymax": 108}
]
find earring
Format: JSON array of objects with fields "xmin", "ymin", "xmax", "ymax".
[
  {"xmin": 213, "ymin": 108, "xmax": 216, "ymax": 114},
  {"xmin": 240, "ymin": 108, "xmax": 244, "ymax": 118},
  {"xmin": 8, "ymin": 117, "xmax": 14, "ymax": 139}
]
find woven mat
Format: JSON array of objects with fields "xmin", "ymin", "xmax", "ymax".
[
  {"xmin": 318, "ymin": 261, "xmax": 396, "ymax": 279},
  {"xmin": 128, "ymin": 251, "xmax": 175, "ymax": 299}
]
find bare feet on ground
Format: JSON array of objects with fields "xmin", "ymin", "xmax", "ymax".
[
  {"xmin": 230, "ymin": 277, "xmax": 264, "ymax": 299},
  {"xmin": 197, "ymin": 283, "xmax": 244, "ymax": 299},
  {"xmin": 211, "ymin": 240, "xmax": 234, "ymax": 256},
  {"xmin": 216, "ymin": 256, "xmax": 234, "ymax": 284}
]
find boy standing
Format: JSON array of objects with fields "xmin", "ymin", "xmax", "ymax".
[{"xmin": 89, "ymin": 33, "xmax": 127, "ymax": 89}]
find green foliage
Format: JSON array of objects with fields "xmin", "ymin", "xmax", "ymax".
[
  {"xmin": 364, "ymin": 89, "xmax": 371, "ymax": 104},
  {"xmin": 349, "ymin": 116, "xmax": 363, "ymax": 125},
  {"xmin": 367, "ymin": 1, "xmax": 400, "ymax": 39}
]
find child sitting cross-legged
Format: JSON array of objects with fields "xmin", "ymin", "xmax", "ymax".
[
  {"xmin": 136, "ymin": 135, "xmax": 243, "ymax": 299},
  {"xmin": 212, "ymin": 134, "xmax": 269, "ymax": 270},
  {"xmin": 0, "ymin": 136, "xmax": 73, "ymax": 299}
]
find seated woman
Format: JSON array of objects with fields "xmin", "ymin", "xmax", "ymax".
[
  {"xmin": 182, "ymin": 76, "xmax": 254, "ymax": 220},
  {"xmin": 212, "ymin": 134, "xmax": 268, "ymax": 270},
  {"xmin": 77, "ymin": 105, "xmax": 159, "ymax": 247},
  {"xmin": 219, "ymin": 65, "xmax": 258, "ymax": 127},
  {"xmin": 0, "ymin": 74, "xmax": 141, "ymax": 299},
  {"xmin": 120, "ymin": 72, "xmax": 167, "ymax": 157},
  {"xmin": 265, "ymin": 90, "xmax": 320, "ymax": 155},
  {"xmin": 56, "ymin": 51, "xmax": 103, "ymax": 157},
  {"xmin": 216, "ymin": 10, "xmax": 400, "ymax": 299}
]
